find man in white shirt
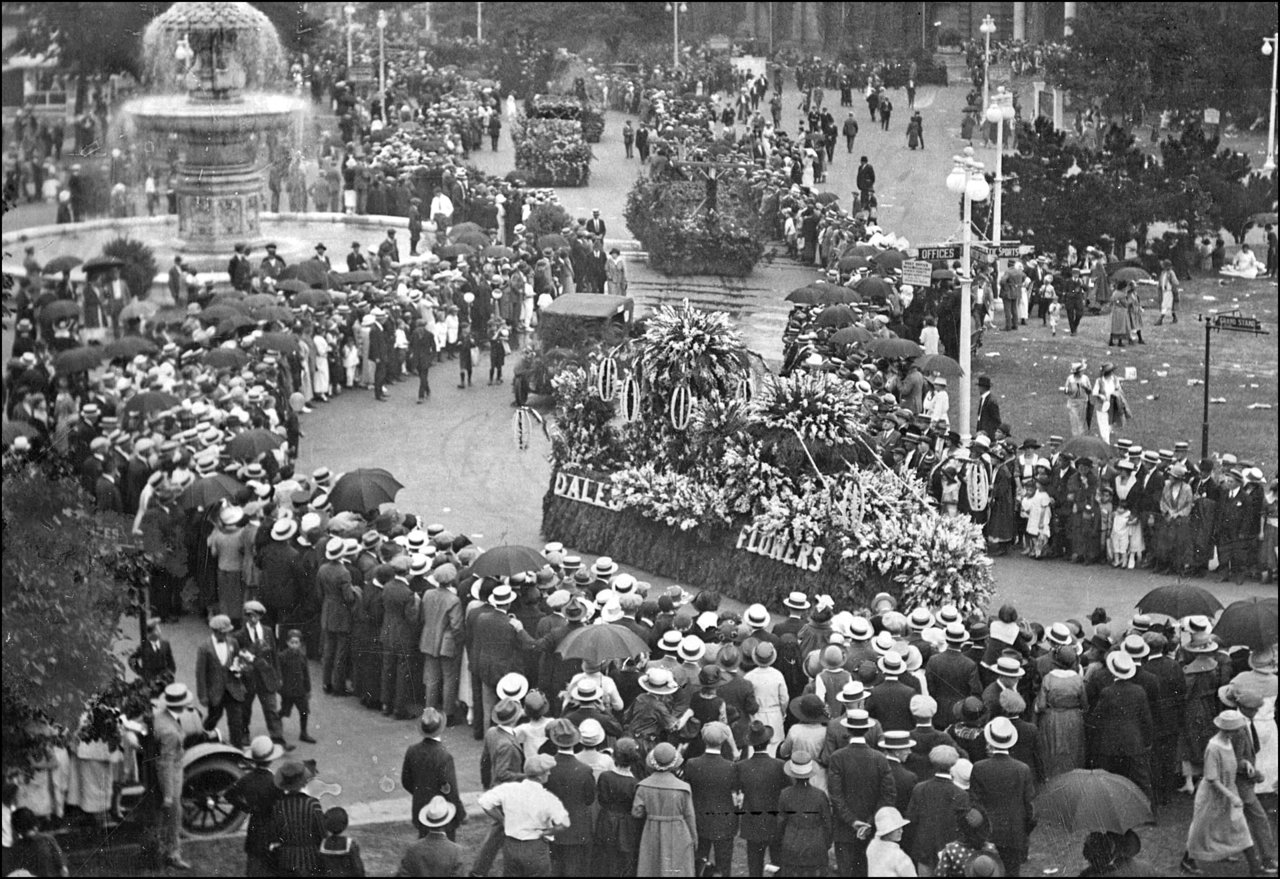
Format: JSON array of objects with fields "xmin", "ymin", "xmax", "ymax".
[
  {"xmin": 476, "ymin": 754, "xmax": 570, "ymax": 876},
  {"xmin": 429, "ymin": 188, "xmax": 454, "ymax": 233}
]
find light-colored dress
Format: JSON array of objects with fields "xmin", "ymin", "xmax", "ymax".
[
  {"xmin": 312, "ymin": 333, "xmax": 331, "ymax": 397},
  {"xmin": 778, "ymin": 722, "xmax": 829, "ymax": 792},
  {"xmin": 745, "ymin": 665, "xmax": 789, "ymax": 755},
  {"xmin": 632, "ymin": 771, "xmax": 697, "ymax": 877},
  {"xmin": 1230, "ymin": 668, "xmax": 1278, "ymax": 795},
  {"xmin": 1185, "ymin": 737, "xmax": 1251, "ymax": 862},
  {"xmin": 1035, "ymin": 669, "xmax": 1088, "ymax": 778}
]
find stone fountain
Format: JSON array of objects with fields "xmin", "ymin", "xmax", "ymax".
[{"xmin": 123, "ymin": 1, "xmax": 306, "ymax": 253}]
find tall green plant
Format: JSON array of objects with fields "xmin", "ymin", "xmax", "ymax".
[{"xmin": 102, "ymin": 236, "xmax": 159, "ymax": 301}]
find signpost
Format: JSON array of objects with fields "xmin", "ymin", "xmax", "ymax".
[
  {"xmin": 915, "ymin": 244, "xmax": 962, "ymax": 261},
  {"xmin": 1198, "ymin": 312, "xmax": 1269, "ymax": 457},
  {"xmin": 901, "ymin": 259, "xmax": 934, "ymax": 287},
  {"xmin": 974, "ymin": 240, "xmax": 1031, "ymax": 259}
]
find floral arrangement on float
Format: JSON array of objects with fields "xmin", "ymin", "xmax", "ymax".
[
  {"xmin": 511, "ymin": 115, "xmax": 593, "ymax": 187},
  {"xmin": 541, "ymin": 301, "xmax": 993, "ymax": 612}
]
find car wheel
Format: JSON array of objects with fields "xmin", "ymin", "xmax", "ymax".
[{"xmin": 181, "ymin": 759, "xmax": 246, "ymax": 837}]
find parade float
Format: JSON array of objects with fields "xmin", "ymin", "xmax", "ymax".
[
  {"xmin": 511, "ymin": 114, "xmax": 594, "ymax": 187},
  {"xmin": 536, "ymin": 300, "xmax": 994, "ymax": 611},
  {"xmin": 527, "ymin": 93, "xmax": 606, "ymax": 143}
]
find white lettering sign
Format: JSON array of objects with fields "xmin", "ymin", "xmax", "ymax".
[
  {"xmin": 553, "ymin": 472, "xmax": 624, "ymax": 511},
  {"xmin": 736, "ymin": 526, "xmax": 825, "ymax": 572}
]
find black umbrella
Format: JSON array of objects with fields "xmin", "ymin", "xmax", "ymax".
[
  {"xmin": 225, "ymin": 429, "xmax": 286, "ymax": 461},
  {"xmin": 54, "ymin": 346, "xmax": 105, "ymax": 374},
  {"xmin": 1059, "ymin": 435, "xmax": 1116, "ymax": 460},
  {"xmin": 329, "ymin": 468, "xmax": 405, "ymax": 514},
  {"xmin": 42, "ymin": 256, "xmax": 82, "ymax": 275},
  {"xmin": 280, "ymin": 261, "xmax": 330, "ymax": 288},
  {"xmin": 1213, "ymin": 597, "xmax": 1278, "ymax": 651},
  {"xmin": 83, "ymin": 255, "xmax": 125, "ymax": 273},
  {"xmin": 868, "ymin": 337, "xmax": 924, "ymax": 359},
  {"xmin": 815, "ymin": 304, "xmax": 859, "ymax": 328},
  {"xmin": 199, "ymin": 305, "xmax": 246, "ymax": 323},
  {"xmin": 854, "ymin": 276, "xmax": 894, "ymax": 301},
  {"xmin": 483, "ymin": 245, "xmax": 516, "ymax": 259},
  {"xmin": 121, "ymin": 390, "xmax": 181, "ymax": 418},
  {"xmin": 436, "ymin": 243, "xmax": 475, "ymax": 260},
  {"xmin": 278, "ymin": 278, "xmax": 311, "ymax": 294},
  {"xmin": 40, "ymin": 300, "xmax": 80, "ymax": 322},
  {"xmin": 203, "ymin": 348, "xmax": 250, "ymax": 370},
  {"xmin": 556, "ymin": 624, "xmax": 649, "ymax": 663},
  {"xmin": 178, "ymin": 474, "xmax": 245, "ymax": 511},
  {"xmin": 837, "ymin": 254, "xmax": 871, "ymax": 272},
  {"xmin": 465, "ymin": 545, "xmax": 548, "ymax": 579},
  {"xmin": 915, "ymin": 353, "xmax": 964, "ymax": 377},
  {"xmin": 103, "ymin": 337, "xmax": 158, "ymax": 361},
  {"xmin": 829, "ymin": 325, "xmax": 875, "ymax": 346},
  {"xmin": 217, "ymin": 315, "xmax": 257, "ymax": 335},
  {"xmin": 334, "ymin": 270, "xmax": 378, "ymax": 285},
  {"xmin": 293, "ymin": 290, "xmax": 333, "ymax": 309},
  {"xmin": 253, "ymin": 332, "xmax": 300, "ymax": 353},
  {"xmin": 1136, "ymin": 583, "xmax": 1224, "ymax": 620}
]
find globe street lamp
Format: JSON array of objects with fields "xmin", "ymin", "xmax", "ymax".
[
  {"xmin": 979, "ymin": 14, "xmax": 996, "ymax": 119},
  {"xmin": 376, "ymin": 10, "xmax": 388, "ymax": 110},
  {"xmin": 344, "ymin": 4, "xmax": 356, "ymax": 69},
  {"xmin": 986, "ymin": 87, "xmax": 1017, "ymax": 309},
  {"xmin": 665, "ymin": 2, "xmax": 688, "ymax": 70},
  {"xmin": 1263, "ymin": 32, "xmax": 1278, "ymax": 172},
  {"xmin": 946, "ymin": 148, "xmax": 990, "ymax": 440}
]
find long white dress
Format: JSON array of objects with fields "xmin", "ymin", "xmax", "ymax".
[
  {"xmin": 312, "ymin": 332, "xmax": 331, "ymax": 397},
  {"xmin": 744, "ymin": 665, "xmax": 788, "ymax": 756}
]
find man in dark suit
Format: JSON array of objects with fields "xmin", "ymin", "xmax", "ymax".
[
  {"xmin": 585, "ymin": 209, "xmax": 606, "ymax": 238},
  {"xmin": 971, "ymin": 717, "xmax": 1035, "ymax": 876},
  {"xmin": 976, "ymin": 375, "xmax": 1001, "ymax": 439},
  {"xmin": 827, "ymin": 709, "xmax": 895, "ymax": 876},
  {"xmin": 734, "ymin": 720, "xmax": 787, "ymax": 877},
  {"xmin": 880, "ymin": 730, "xmax": 920, "ymax": 809},
  {"xmin": 236, "ymin": 600, "xmax": 289, "ymax": 750},
  {"xmin": 855, "ymin": 156, "xmax": 876, "ymax": 208},
  {"xmin": 1215, "ymin": 468, "xmax": 1256, "ymax": 583},
  {"xmin": 1135, "ymin": 450, "xmax": 1166, "ymax": 567},
  {"xmin": 902, "ymin": 745, "xmax": 969, "ymax": 874},
  {"xmin": 227, "ymin": 243, "xmax": 253, "ymax": 291},
  {"xmin": 904, "ymin": 695, "xmax": 959, "ymax": 779},
  {"xmin": 929, "ymin": 625, "xmax": 983, "ymax": 729},
  {"xmin": 1140, "ymin": 632, "xmax": 1186, "ymax": 806},
  {"xmin": 367, "ymin": 311, "xmax": 389, "ymax": 401},
  {"xmin": 773, "ymin": 593, "xmax": 809, "ymax": 641},
  {"xmin": 94, "ymin": 461, "xmax": 123, "ymax": 513},
  {"xmin": 196, "ymin": 614, "xmax": 249, "ymax": 748},
  {"xmin": 1091, "ymin": 652, "xmax": 1154, "ymax": 802},
  {"xmin": 257, "ymin": 518, "xmax": 302, "ymax": 633},
  {"xmin": 866, "ymin": 652, "xmax": 917, "ymax": 732},
  {"xmin": 225, "ymin": 737, "xmax": 283, "ymax": 876},
  {"xmin": 684, "ymin": 722, "xmax": 739, "ymax": 877},
  {"xmin": 130, "ymin": 618, "xmax": 177, "ymax": 684},
  {"xmin": 544, "ymin": 719, "xmax": 596, "ymax": 877},
  {"xmin": 401, "ymin": 708, "xmax": 465, "ymax": 839},
  {"xmin": 397, "ymin": 796, "xmax": 464, "ymax": 874},
  {"xmin": 469, "ymin": 583, "xmax": 535, "ymax": 730},
  {"xmin": 380, "ymin": 567, "xmax": 418, "ymax": 719},
  {"xmin": 318, "ymin": 540, "xmax": 355, "ymax": 696}
]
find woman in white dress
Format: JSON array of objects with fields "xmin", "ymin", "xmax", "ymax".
[
  {"xmin": 312, "ymin": 329, "xmax": 331, "ymax": 401},
  {"xmin": 745, "ymin": 642, "xmax": 788, "ymax": 756},
  {"xmin": 1062, "ymin": 362, "xmax": 1092, "ymax": 437},
  {"xmin": 1229, "ymin": 647, "xmax": 1278, "ymax": 796}
]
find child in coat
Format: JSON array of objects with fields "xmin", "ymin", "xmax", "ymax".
[
  {"xmin": 279, "ymin": 630, "xmax": 316, "ymax": 744},
  {"xmin": 317, "ymin": 807, "xmax": 365, "ymax": 877},
  {"xmin": 457, "ymin": 326, "xmax": 475, "ymax": 388},
  {"xmin": 487, "ymin": 315, "xmax": 509, "ymax": 385}
]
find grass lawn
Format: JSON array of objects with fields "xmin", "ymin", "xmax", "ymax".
[
  {"xmin": 68, "ymin": 789, "xmax": 1276, "ymax": 877},
  {"xmin": 973, "ymin": 275, "xmax": 1278, "ymax": 471}
]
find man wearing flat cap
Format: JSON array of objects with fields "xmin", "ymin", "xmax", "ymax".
[
  {"xmin": 236, "ymin": 600, "xmax": 291, "ymax": 751},
  {"xmin": 196, "ymin": 614, "xmax": 250, "ymax": 748}
]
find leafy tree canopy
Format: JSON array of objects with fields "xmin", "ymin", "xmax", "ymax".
[{"xmin": 430, "ymin": 2, "xmax": 671, "ymax": 56}]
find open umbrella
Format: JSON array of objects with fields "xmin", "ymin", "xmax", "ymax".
[
  {"xmin": 83, "ymin": 255, "xmax": 125, "ymax": 273},
  {"xmin": 278, "ymin": 278, "xmax": 311, "ymax": 294},
  {"xmin": 203, "ymin": 348, "xmax": 250, "ymax": 370},
  {"xmin": 1212, "ymin": 597, "xmax": 1278, "ymax": 651},
  {"xmin": 243, "ymin": 293, "xmax": 280, "ymax": 309},
  {"xmin": 2, "ymin": 421, "xmax": 41, "ymax": 445},
  {"xmin": 253, "ymin": 332, "xmax": 300, "ymax": 354},
  {"xmin": 556, "ymin": 624, "xmax": 649, "ymax": 664},
  {"xmin": 293, "ymin": 290, "xmax": 333, "ymax": 309},
  {"xmin": 279, "ymin": 261, "xmax": 330, "ymax": 288},
  {"xmin": 1058, "ymin": 435, "xmax": 1116, "ymax": 460},
  {"xmin": 54, "ymin": 346, "xmax": 105, "ymax": 374},
  {"xmin": 334, "ymin": 270, "xmax": 378, "ymax": 285},
  {"xmin": 225, "ymin": 428, "xmax": 286, "ymax": 461},
  {"xmin": 1035, "ymin": 769, "xmax": 1153, "ymax": 834},
  {"xmin": 39, "ymin": 300, "xmax": 80, "ymax": 322},
  {"xmin": 1136, "ymin": 583, "xmax": 1223, "ymax": 620},
  {"xmin": 1109, "ymin": 267, "xmax": 1152, "ymax": 284},
  {"xmin": 449, "ymin": 221, "xmax": 483, "ymax": 237},
  {"xmin": 830, "ymin": 325, "xmax": 875, "ymax": 346},
  {"xmin": 210, "ymin": 291, "xmax": 247, "ymax": 305},
  {"xmin": 871, "ymin": 249, "xmax": 906, "ymax": 271},
  {"xmin": 249, "ymin": 305, "xmax": 297, "ymax": 325},
  {"xmin": 198, "ymin": 305, "xmax": 246, "ymax": 324},
  {"xmin": 329, "ymin": 468, "xmax": 405, "ymax": 514},
  {"xmin": 837, "ymin": 254, "xmax": 871, "ymax": 272},
  {"xmin": 121, "ymin": 390, "xmax": 181, "ymax": 419},
  {"xmin": 537, "ymin": 233, "xmax": 569, "ymax": 251},
  {"xmin": 42, "ymin": 256, "xmax": 82, "ymax": 275},
  {"xmin": 435, "ymin": 243, "xmax": 475, "ymax": 260},
  {"xmin": 103, "ymin": 337, "xmax": 158, "ymax": 361},
  {"xmin": 815, "ymin": 191, "xmax": 841, "ymax": 204},
  {"xmin": 844, "ymin": 243, "xmax": 878, "ymax": 258},
  {"xmin": 178, "ymin": 474, "xmax": 245, "ymax": 511},
  {"xmin": 931, "ymin": 268, "xmax": 958, "ymax": 281},
  {"xmin": 151, "ymin": 306, "xmax": 189, "ymax": 325},
  {"xmin": 118, "ymin": 300, "xmax": 159, "ymax": 323},
  {"xmin": 452, "ymin": 230, "xmax": 490, "ymax": 249},
  {"xmin": 815, "ymin": 304, "xmax": 859, "ymax": 328},
  {"xmin": 868, "ymin": 337, "xmax": 924, "ymax": 359},
  {"xmin": 482, "ymin": 245, "xmax": 516, "ymax": 259},
  {"xmin": 465, "ymin": 545, "xmax": 548, "ymax": 579},
  {"xmin": 854, "ymin": 276, "xmax": 894, "ymax": 301},
  {"xmin": 217, "ymin": 315, "xmax": 257, "ymax": 335},
  {"xmin": 914, "ymin": 353, "xmax": 964, "ymax": 377}
]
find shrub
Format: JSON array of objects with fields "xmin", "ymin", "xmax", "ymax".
[
  {"xmin": 102, "ymin": 237, "xmax": 159, "ymax": 301},
  {"xmin": 524, "ymin": 201, "xmax": 572, "ymax": 240}
]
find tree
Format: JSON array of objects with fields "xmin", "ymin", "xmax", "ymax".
[
  {"xmin": 1045, "ymin": 3, "xmax": 1274, "ymax": 127},
  {"xmin": 1159, "ymin": 124, "xmax": 1279, "ymax": 241},
  {"xmin": 2, "ymin": 462, "xmax": 136, "ymax": 779}
]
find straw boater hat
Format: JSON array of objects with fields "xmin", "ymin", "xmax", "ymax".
[
  {"xmin": 984, "ymin": 716, "xmax": 1019, "ymax": 750},
  {"xmin": 247, "ymin": 735, "xmax": 284, "ymax": 765},
  {"xmin": 677, "ymin": 635, "xmax": 706, "ymax": 664},
  {"xmin": 418, "ymin": 795, "xmax": 457, "ymax": 829},
  {"xmin": 1106, "ymin": 652, "xmax": 1137, "ymax": 680},
  {"xmin": 744, "ymin": 604, "xmax": 771, "ymax": 629},
  {"xmin": 783, "ymin": 591, "xmax": 811, "ymax": 611},
  {"xmin": 496, "ymin": 672, "xmax": 529, "ymax": 703},
  {"xmin": 638, "ymin": 667, "xmax": 679, "ymax": 696},
  {"xmin": 154, "ymin": 682, "xmax": 195, "ymax": 710}
]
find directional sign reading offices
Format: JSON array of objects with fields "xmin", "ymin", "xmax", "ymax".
[{"xmin": 915, "ymin": 245, "xmax": 962, "ymax": 261}]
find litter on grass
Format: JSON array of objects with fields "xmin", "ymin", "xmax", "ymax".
[{"xmin": 1247, "ymin": 402, "xmax": 1273, "ymax": 410}]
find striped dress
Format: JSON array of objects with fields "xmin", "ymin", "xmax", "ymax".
[{"xmin": 270, "ymin": 790, "xmax": 324, "ymax": 875}]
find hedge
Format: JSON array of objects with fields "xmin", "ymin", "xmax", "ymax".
[{"xmin": 542, "ymin": 471, "xmax": 880, "ymax": 608}]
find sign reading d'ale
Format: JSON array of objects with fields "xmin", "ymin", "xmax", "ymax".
[{"xmin": 553, "ymin": 472, "xmax": 826, "ymax": 572}]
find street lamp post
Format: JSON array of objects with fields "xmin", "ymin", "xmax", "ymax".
[
  {"xmin": 979, "ymin": 14, "xmax": 996, "ymax": 119},
  {"xmin": 665, "ymin": 2, "xmax": 688, "ymax": 69},
  {"xmin": 946, "ymin": 148, "xmax": 990, "ymax": 441},
  {"xmin": 986, "ymin": 87, "xmax": 1017, "ymax": 310},
  {"xmin": 344, "ymin": 3, "xmax": 355, "ymax": 69},
  {"xmin": 1263, "ymin": 32, "xmax": 1278, "ymax": 172},
  {"xmin": 376, "ymin": 10, "xmax": 387, "ymax": 114},
  {"xmin": 477, "ymin": 1, "xmax": 483, "ymax": 44}
]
